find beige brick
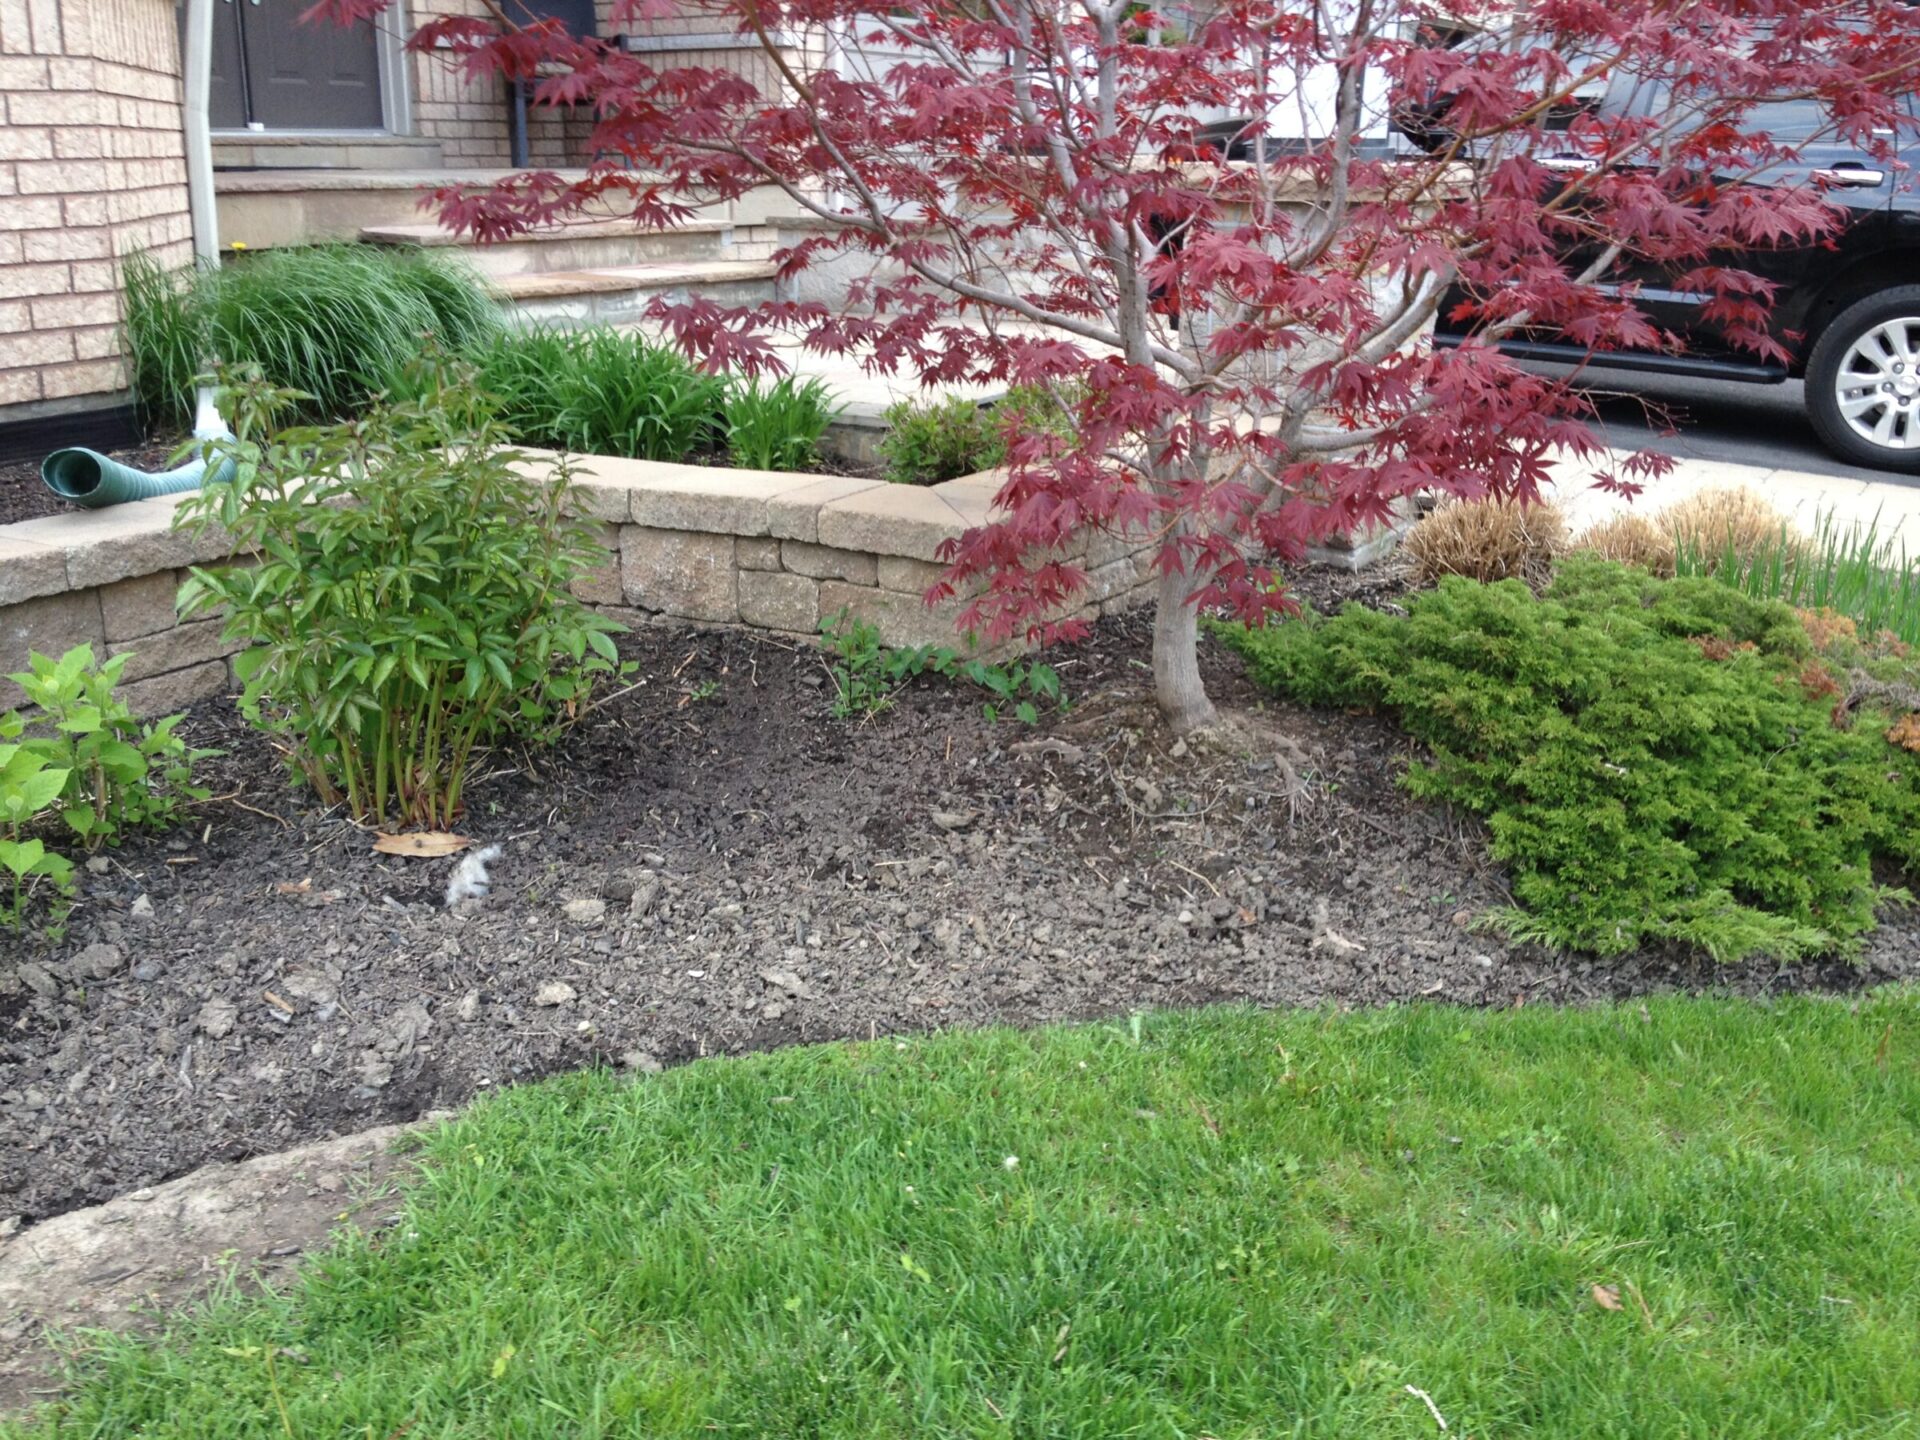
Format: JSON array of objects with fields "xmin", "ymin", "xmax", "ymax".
[
  {"xmin": 818, "ymin": 580, "xmax": 992, "ymax": 654},
  {"xmin": 620, "ymin": 526, "xmax": 737, "ymax": 622},
  {"xmin": 781, "ymin": 539, "xmax": 879, "ymax": 585},
  {"xmin": 42, "ymin": 358, "xmax": 125, "ymax": 399},
  {"xmin": 30, "ymin": 291, "xmax": 118, "ymax": 328},
  {"xmin": 0, "ymin": 534, "xmax": 66, "ymax": 606},
  {"xmin": 98, "ymin": 570, "xmax": 181, "ymax": 642},
  {"xmin": 16, "ymin": 157, "xmax": 105, "ymax": 192},
  {"xmin": 0, "ymin": 592, "xmax": 104, "ymax": 706},
  {"xmin": 0, "ymin": 55, "xmax": 48, "ymax": 88},
  {"xmin": 878, "ymin": 555, "xmax": 952, "ymax": 596},
  {"xmin": 5, "ymin": 89, "xmax": 95, "ymax": 127},
  {"xmin": 72, "ymin": 324, "xmax": 120, "ymax": 361},
  {"xmin": 5, "ymin": 496, "xmax": 236, "ymax": 590},
  {"xmin": 739, "ymin": 570, "xmax": 820, "ymax": 634},
  {"xmin": 61, "ymin": 193, "xmax": 107, "ymax": 226},
  {"xmin": 120, "ymin": 659, "xmax": 227, "ymax": 718},
  {"xmin": 733, "ymin": 536, "xmax": 782, "ymax": 571},
  {"xmin": 67, "ymin": 259, "xmax": 119, "ymax": 292},
  {"xmin": 0, "ymin": 261, "xmax": 70, "ymax": 299},
  {"xmin": 0, "ymin": 298, "xmax": 26, "ymax": 330},
  {"xmin": 44, "ymin": 54, "xmax": 89, "ymax": 89},
  {"xmin": 48, "ymin": 124, "xmax": 105, "ymax": 159},
  {"xmin": 23, "ymin": 0, "xmax": 59, "ymax": 53},
  {"xmin": 0, "ymin": 195, "xmax": 60, "ymax": 231},
  {"xmin": 107, "ymin": 617, "xmax": 233, "ymax": 683},
  {"xmin": 5, "ymin": 329, "xmax": 73, "ymax": 365},
  {"xmin": 567, "ymin": 524, "xmax": 623, "ymax": 605},
  {"xmin": 0, "ymin": 366, "xmax": 42, "ymax": 404}
]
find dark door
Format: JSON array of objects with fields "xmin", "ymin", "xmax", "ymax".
[
  {"xmin": 193, "ymin": 0, "xmax": 384, "ymax": 131},
  {"xmin": 206, "ymin": 0, "xmax": 248, "ymax": 131}
]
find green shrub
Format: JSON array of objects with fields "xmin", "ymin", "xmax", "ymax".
[
  {"xmin": 878, "ymin": 385, "xmax": 1074, "ymax": 485},
  {"xmin": 123, "ymin": 245, "xmax": 500, "ymax": 432},
  {"xmin": 458, "ymin": 325, "xmax": 725, "ymax": 461},
  {"xmin": 1218, "ymin": 556, "xmax": 1920, "ymax": 962},
  {"xmin": 723, "ymin": 375, "xmax": 841, "ymax": 471},
  {"xmin": 878, "ymin": 394, "xmax": 994, "ymax": 485},
  {"xmin": 177, "ymin": 361, "xmax": 628, "ymax": 829},
  {"xmin": 1, "ymin": 646, "xmax": 209, "ymax": 929}
]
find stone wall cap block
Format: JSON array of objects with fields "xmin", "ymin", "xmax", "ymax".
[
  {"xmin": 816, "ymin": 483, "xmax": 982, "ymax": 563},
  {"xmin": 0, "ymin": 533, "xmax": 67, "ymax": 606},
  {"xmin": 768, "ymin": 475, "xmax": 888, "ymax": 543}
]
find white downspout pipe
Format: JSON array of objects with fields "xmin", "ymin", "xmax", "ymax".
[
  {"xmin": 180, "ymin": 0, "xmax": 224, "ymax": 438},
  {"xmin": 182, "ymin": 0, "xmax": 219, "ymax": 265}
]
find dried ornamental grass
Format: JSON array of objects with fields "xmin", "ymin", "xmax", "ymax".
[
  {"xmin": 1574, "ymin": 511, "xmax": 1677, "ymax": 577},
  {"xmin": 1657, "ymin": 486, "xmax": 1799, "ymax": 573},
  {"xmin": 1402, "ymin": 497, "xmax": 1568, "ymax": 588}
]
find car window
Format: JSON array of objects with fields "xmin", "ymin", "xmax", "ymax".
[{"xmin": 1736, "ymin": 98, "xmax": 1832, "ymax": 143}]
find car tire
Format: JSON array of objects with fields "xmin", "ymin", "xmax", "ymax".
[{"xmin": 1804, "ymin": 285, "xmax": 1920, "ymax": 475}]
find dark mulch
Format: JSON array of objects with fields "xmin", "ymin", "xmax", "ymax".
[
  {"xmin": 2, "ymin": 607, "xmax": 1913, "ymax": 1226},
  {"xmin": 0, "ymin": 440, "xmax": 183, "ymax": 527}
]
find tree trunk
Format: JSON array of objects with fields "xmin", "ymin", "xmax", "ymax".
[{"xmin": 1152, "ymin": 562, "xmax": 1217, "ymax": 735}]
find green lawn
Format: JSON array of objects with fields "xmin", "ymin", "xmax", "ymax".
[{"xmin": 13, "ymin": 995, "xmax": 1920, "ymax": 1439}]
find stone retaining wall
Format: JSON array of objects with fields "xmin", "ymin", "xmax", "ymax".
[{"xmin": 0, "ymin": 454, "xmax": 1154, "ymax": 714}]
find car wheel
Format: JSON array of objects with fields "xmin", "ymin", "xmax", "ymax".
[{"xmin": 1805, "ymin": 285, "xmax": 1920, "ymax": 474}]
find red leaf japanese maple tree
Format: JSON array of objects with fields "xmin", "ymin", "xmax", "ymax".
[{"xmin": 318, "ymin": 0, "xmax": 1917, "ymax": 731}]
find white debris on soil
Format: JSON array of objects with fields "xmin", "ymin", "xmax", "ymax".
[
  {"xmin": 444, "ymin": 844, "xmax": 503, "ymax": 909},
  {"xmin": 532, "ymin": 981, "xmax": 577, "ymax": 1007}
]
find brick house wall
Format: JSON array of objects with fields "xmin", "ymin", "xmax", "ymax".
[
  {"xmin": 0, "ymin": 0, "xmax": 192, "ymax": 429},
  {"xmin": 407, "ymin": 1, "xmax": 819, "ymax": 168}
]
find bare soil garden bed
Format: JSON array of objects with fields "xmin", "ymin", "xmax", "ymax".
[{"xmin": 5, "ymin": 604, "xmax": 1915, "ymax": 1227}]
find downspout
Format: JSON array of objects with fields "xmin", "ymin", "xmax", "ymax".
[
  {"xmin": 182, "ymin": 0, "xmax": 220, "ymax": 265},
  {"xmin": 40, "ymin": 0, "xmax": 230, "ymax": 507}
]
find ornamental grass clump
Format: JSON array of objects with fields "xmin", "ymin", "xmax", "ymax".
[
  {"xmin": 1402, "ymin": 497, "xmax": 1569, "ymax": 588},
  {"xmin": 1220, "ymin": 556, "xmax": 1920, "ymax": 962},
  {"xmin": 177, "ymin": 361, "xmax": 627, "ymax": 829},
  {"xmin": 123, "ymin": 245, "xmax": 500, "ymax": 432}
]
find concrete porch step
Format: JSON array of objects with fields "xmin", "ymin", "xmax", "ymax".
[
  {"xmin": 217, "ymin": 166, "xmax": 591, "ymax": 248},
  {"xmin": 494, "ymin": 262, "xmax": 780, "ymax": 325},
  {"xmin": 212, "ymin": 134, "xmax": 446, "ymax": 173},
  {"xmin": 360, "ymin": 216, "xmax": 739, "ymax": 276}
]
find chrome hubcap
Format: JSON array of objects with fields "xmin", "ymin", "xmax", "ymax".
[{"xmin": 1834, "ymin": 317, "xmax": 1920, "ymax": 451}]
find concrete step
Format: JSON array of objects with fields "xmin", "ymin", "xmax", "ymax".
[
  {"xmin": 494, "ymin": 262, "xmax": 781, "ymax": 325},
  {"xmin": 216, "ymin": 167, "xmax": 594, "ymax": 248},
  {"xmin": 212, "ymin": 134, "xmax": 446, "ymax": 173},
  {"xmin": 360, "ymin": 217, "xmax": 739, "ymax": 276}
]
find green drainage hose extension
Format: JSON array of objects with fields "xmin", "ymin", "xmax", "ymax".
[
  {"xmin": 40, "ymin": 445, "xmax": 237, "ymax": 509},
  {"xmin": 40, "ymin": 387, "xmax": 235, "ymax": 509}
]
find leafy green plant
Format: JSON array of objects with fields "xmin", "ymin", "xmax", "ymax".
[
  {"xmin": 0, "ymin": 646, "xmax": 208, "ymax": 929},
  {"xmin": 723, "ymin": 375, "xmax": 841, "ymax": 471},
  {"xmin": 455, "ymin": 326, "xmax": 726, "ymax": 461},
  {"xmin": 177, "ymin": 360, "xmax": 629, "ymax": 829},
  {"xmin": 1218, "ymin": 556, "xmax": 1920, "ymax": 962},
  {"xmin": 124, "ymin": 245, "xmax": 499, "ymax": 433},
  {"xmin": 821, "ymin": 611, "xmax": 1064, "ymax": 723},
  {"xmin": 878, "ymin": 385, "xmax": 1074, "ymax": 485},
  {"xmin": 1675, "ymin": 507, "xmax": 1920, "ymax": 649},
  {"xmin": 0, "ymin": 728, "xmax": 75, "ymax": 931},
  {"xmin": 878, "ymin": 394, "xmax": 997, "ymax": 485},
  {"xmin": 5, "ymin": 645, "xmax": 211, "ymax": 848}
]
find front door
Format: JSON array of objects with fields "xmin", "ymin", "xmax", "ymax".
[{"xmin": 198, "ymin": 0, "xmax": 385, "ymax": 132}]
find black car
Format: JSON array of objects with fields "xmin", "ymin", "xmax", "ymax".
[{"xmin": 1425, "ymin": 88, "xmax": 1920, "ymax": 473}]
